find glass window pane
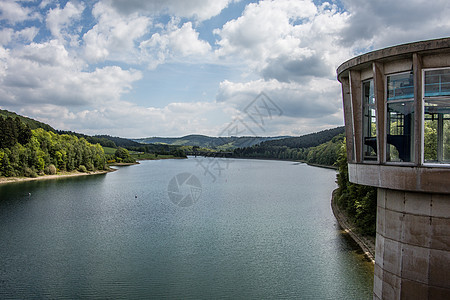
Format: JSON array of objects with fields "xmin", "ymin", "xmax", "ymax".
[
  {"xmin": 424, "ymin": 69, "xmax": 450, "ymax": 97},
  {"xmin": 362, "ymin": 80, "xmax": 377, "ymax": 160},
  {"xmin": 387, "ymin": 72, "xmax": 414, "ymax": 101},
  {"xmin": 387, "ymin": 101, "xmax": 414, "ymax": 162},
  {"xmin": 424, "ymin": 97, "xmax": 450, "ymax": 163},
  {"xmin": 445, "ymin": 116, "xmax": 450, "ymax": 162}
]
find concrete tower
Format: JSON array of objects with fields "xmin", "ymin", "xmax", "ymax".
[{"xmin": 337, "ymin": 38, "xmax": 450, "ymax": 299}]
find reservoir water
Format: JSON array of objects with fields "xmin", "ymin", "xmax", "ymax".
[{"xmin": 0, "ymin": 158, "xmax": 373, "ymax": 299}]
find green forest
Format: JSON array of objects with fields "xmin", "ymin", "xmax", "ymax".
[
  {"xmin": 0, "ymin": 116, "xmax": 107, "ymax": 177},
  {"xmin": 232, "ymin": 127, "xmax": 345, "ymax": 166}
]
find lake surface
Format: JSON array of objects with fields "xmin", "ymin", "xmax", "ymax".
[{"xmin": 0, "ymin": 158, "xmax": 373, "ymax": 299}]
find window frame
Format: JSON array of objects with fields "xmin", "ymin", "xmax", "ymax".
[
  {"xmin": 385, "ymin": 71, "xmax": 415, "ymax": 164},
  {"xmin": 422, "ymin": 67, "xmax": 450, "ymax": 166},
  {"xmin": 361, "ymin": 79, "xmax": 378, "ymax": 162}
]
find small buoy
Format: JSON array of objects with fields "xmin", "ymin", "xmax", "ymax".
[
  {"xmin": 135, "ymin": 195, "xmax": 137, "ymax": 198},
  {"xmin": 28, "ymin": 192, "xmax": 31, "ymax": 197}
]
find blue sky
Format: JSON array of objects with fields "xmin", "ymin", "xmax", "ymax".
[{"xmin": 1, "ymin": 0, "xmax": 449, "ymax": 138}]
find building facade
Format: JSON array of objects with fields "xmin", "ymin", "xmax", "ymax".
[{"xmin": 337, "ymin": 38, "xmax": 450, "ymax": 299}]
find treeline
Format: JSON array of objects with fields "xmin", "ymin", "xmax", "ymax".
[
  {"xmin": 233, "ymin": 129, "xmax": 345, "ymax": 167},
  {"xmin": 262, "ymin": 126, "xmax": 344, "ymax": 148},
  {"xmin": 335, "ymin": 142, "xmax": 377, "ymax": 236},
  {"xmin": 0, "ymin": 116, "xmax": 107, "ymax": 177},
  {"xmin": 57, "ymin": 131, "xmax": 118, "ymax": 148},
  {"xmin": 126, "ymin": 144, "xmax": 187, "ymax": 157}
]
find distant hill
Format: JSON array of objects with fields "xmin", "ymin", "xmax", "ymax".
[
  {"xmin": 0, "ymin": 109, "xmax": 55, "ymax": 132},
  {"xmin": 232, "ymin": 126, "xmax": 346, "ymax": 165},
  {"xmin": 134, "ymin": 135, "xmax": 291, "ymax": 150},
  {"xmin": 260, "ymin": 126, "xmax": 345, "ymax": 149}
]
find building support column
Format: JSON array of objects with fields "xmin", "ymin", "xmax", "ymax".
[{"xmin": 374, "ymin": 188, "xmax": 450, "ymax": 300}]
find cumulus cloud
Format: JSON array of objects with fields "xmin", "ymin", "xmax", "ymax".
[
  {"xmin": 140, "ymin": 19, "xmax": 212, "ymax": 69},
  {"xmin": 83, "ymin": 1, "xmax": 150, "ymax": 63},
  {"xmin": 215, "ymin": 0, "xmax": 350, "ymax": 82},
  {"xmin": 340, "ymin": 0, "xmax": 450, "ymax": 49},
  {"xmin": 0, "ymin": 27, "xmax": 39, "ymax": 46},
  {"xmin": 46, "ymin": 1, "xmax": 85, "ymax": 44},
  {"xmin": 0, "ymin": 40, "xmax": 142, "ymax": 109},
  {"xmin": 107, "ymin": 0, "xmax": 237, "ymax": 21},
  {"xmin": 17, "ymin": 100, "xmax": 231, "ymax": 138},
  {"xmin": 0, "ymin": 0, "xmax": 40, "ymax": 24},
  {"xmin": 217, "ymin": 78, "xmax": 342, "ymax": 119}
]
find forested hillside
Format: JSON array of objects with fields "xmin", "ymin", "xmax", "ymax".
[
  {"xmin": 262, "ymin": 126, "xmax": 344, "ymax": 148},
  {"xmin": 0, "ymin": 116, "xmax": 107, "ymax": 177},
  {"xmin": 0, "ymin": 109, "xmax": 55, "ymax": 132},
  {"xmin": 233, "ymin": 127, "xmax": 345, "ymax": 166}
]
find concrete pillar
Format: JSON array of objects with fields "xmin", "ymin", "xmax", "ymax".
[{"xmin": 374, "ymin": 188, "xmax": 450, "ymax": 299}]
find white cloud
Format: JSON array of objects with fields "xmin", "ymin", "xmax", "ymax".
[
  {"xmin": 17, "ymin": 99, "xmax": 231, "ymax": 138},
  {"xmin": 0, "ymin": 29, "xmax": 13, "ymax": 46},
  {"xmin": 46, "ymin": 1, "xmax": 85, "ymax": 44},
  {"xmin": 0, "ymin": 27, "xmax": 39, "ymax": 46},
  {"xmin": 107, "ymin": 0, "xmax": 237, "ymax": 21},
  {"xmin": 215, "ymin": 0, "xmax": 350, "ymax": 82},
  {"xmin": 217, "ymin": 78, "xmax": 342, "ymax": 119},
  {"xmin": 340, "ymin": 0, "xmax": 450, "ymax": 50},
  {"xmin": 140, "ymin": 19, "xmax": 212, "ymax": 69},
  {"xmin": 0, "ymin": 0, "xmax": 40, "ymax": 24},
  {"xmin": 83, "ymin": 1, "xmax": 150, "ymax": 63},
  {"xmin": 0, "ymin": 40, "xmax": 142, "ymax": 109}
]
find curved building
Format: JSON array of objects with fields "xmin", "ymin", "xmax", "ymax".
[{"xmin": 337, "ymin": 38, "xmax": 450, "ymax": 299}]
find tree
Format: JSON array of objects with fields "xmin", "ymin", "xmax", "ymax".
[
  {"xmin": 335, "ymin": 140, "xmax": 377, "ymax": 236},
  {"xmin": 115, "ymin": 147, "xmax": 130, "ymax": 160},
  {"xmin": 114, "ymin": 147, "xmax": 135, "ymax": 163}
]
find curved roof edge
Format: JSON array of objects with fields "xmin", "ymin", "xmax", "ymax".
[{"xmin": 337, "ymin": 37, "xmax": 450, "ymax": 80}]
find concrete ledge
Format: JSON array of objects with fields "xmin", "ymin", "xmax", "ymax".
[
  {"xmin": 337, "ymin": 37, "xmax": 450, "ymax": 80},
  {"xmin": 348, "ymin": 163, "xmax": 450, "ymax": 194}
]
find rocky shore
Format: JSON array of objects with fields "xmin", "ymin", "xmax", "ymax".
[{"xmin": 331, "ymin": 189, "xmax": 375, "ymax": 263}]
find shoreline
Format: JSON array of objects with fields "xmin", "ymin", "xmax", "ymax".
[
  {"xmin": 331, "ymin": 188, "xmax": 375, "ymax": 264},
  {"xmin": 0, "ymin": 156, "xmax": 188, "ymax": 186},
  {"xmin": 0, "ymin": 168, "xmax": 116, "ymax": 185}
]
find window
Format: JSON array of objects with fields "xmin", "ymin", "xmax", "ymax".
[
  {"xmin": 423, "ymin": 68, "xmax": 450, "ymax": 164},
  {"xmin": 386, "ymin": 72, "xmax": 414, "ymax": 162},
  {"xmin": 362, "ymin": 80, "xmax": 377, "ymax": 160}
]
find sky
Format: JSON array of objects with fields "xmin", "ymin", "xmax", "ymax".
[{"xmin": 0, "ymin": 0, "xmax": 449, "ymax": 138}]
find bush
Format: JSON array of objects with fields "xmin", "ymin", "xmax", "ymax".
[
  {"xmin": 44, "ymin": 164, "xmax": 57, "ymax": 175},
  {"xmin": 78, "ymin": 165, "xmax": 87, "ymax": 173},
  {"xmin": 23, "ymin": 167, "xmax": 38, "ymax": 178},
  {"xmin": 86, "ymin": 162, "xmax": 94, "ymax": 171}
]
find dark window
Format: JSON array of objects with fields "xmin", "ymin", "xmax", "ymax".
[
  {"xmin": 362, "ymin": 80, "xmax": 377, "ymax": 160},
  {"xmin": 386, "ymin": 72, "xmax": 414, "ymax": 162}
]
